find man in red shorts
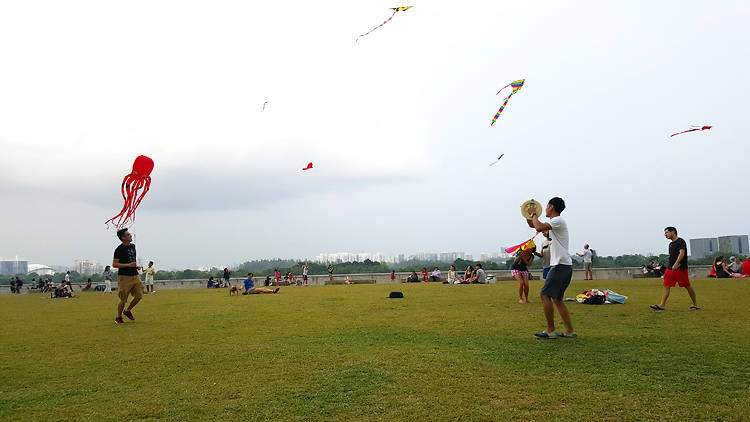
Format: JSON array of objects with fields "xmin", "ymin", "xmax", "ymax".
[{"xmin": 651, "ymin": 226, "xmax": 699, "ymax": 311}]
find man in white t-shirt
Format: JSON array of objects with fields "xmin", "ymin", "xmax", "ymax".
[
  {"xmin": 527, "ymin": 197, "xmax": 576, "ymax": 339},
  {"xmin": 577, "ymin": 244, "xmax": 593, "ymax": 280},
  {"xmin": 302, "ymin": 262, "xmax": 309, "ymax": 286}
]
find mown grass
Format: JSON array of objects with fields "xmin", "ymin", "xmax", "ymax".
[{"xmin": 1, "ymin": 278, "xmax": 749, "ymax": 421}]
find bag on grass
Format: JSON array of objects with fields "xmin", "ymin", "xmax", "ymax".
[
  {"xmin": 582, "ymin": 294, "xmax": 606, "ymax": 305},
  {"xmin": 604, "ymin": 289, "xmax": 627, "ymax": 304}
]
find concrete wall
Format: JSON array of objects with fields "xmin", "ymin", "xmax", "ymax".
[{"xmin": 2, "ymin": 265, "xmax": 714, "ymax": 294}]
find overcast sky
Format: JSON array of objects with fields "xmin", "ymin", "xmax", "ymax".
[{"xmin": 1, "ymin": 0, "xmax": 748, "ymax": 269}]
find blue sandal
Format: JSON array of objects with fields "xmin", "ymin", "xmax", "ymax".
[{"xmin": 534, "ymin": 332, "xmax": 558, "ymax": 339}]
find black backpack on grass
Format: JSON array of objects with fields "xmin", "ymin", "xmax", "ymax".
[{"xmin": 582, "ymin": 294, "xmax": 606, "ymax": 305}]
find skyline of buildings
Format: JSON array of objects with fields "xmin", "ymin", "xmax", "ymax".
[
  {"xmin": 3, "ymin": 235, "xmax": 749, "ymax": 275},
  {"xmin": 689, "ymin": 235, "xmax": 748, "ymax": 258}
]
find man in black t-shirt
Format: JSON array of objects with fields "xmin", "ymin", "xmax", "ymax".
[
  {"xmin": 651, "ymin": 226, "xmax": 699, "ymax": 311},
  {"xmin": 113, "ymin": 228, "xmax": 144, "ymax": 324}
]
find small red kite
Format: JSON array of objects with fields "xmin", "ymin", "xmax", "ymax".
[
  {"xmin": 302, "ymin": 162, "xmax": 313, "ymax": 171},
  {"xmin": 670, "ymin": 125, "xmax": 712, "ymax": 138}
]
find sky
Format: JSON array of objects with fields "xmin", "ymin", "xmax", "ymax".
[{"xmin": 1, "ymin": 0, "xmax": 748, "ymax": 270}]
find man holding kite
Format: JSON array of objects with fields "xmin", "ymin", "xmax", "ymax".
[{"xmin": 526, "ymin": 197, "xmax": 576, "ymax": 339}]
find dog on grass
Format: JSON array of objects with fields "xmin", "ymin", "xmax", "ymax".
[{"xmin": 229, "ymin": 285, "xmax": 241, "ymax": 296}]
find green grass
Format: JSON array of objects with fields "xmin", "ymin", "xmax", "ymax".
[{"xmin": 1, "ymin": 278, "xmax": 749, "ymax": 421}]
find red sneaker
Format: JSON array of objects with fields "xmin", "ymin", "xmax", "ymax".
[
  {"xmin": 115, "ymin": 317, "xmax": 124, "ymax": 324},
  {"xmin": 123, "ymin": 310, "xmax": 135, "ymax": 321}
]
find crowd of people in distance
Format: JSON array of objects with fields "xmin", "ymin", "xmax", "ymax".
[
  {"xmin": 642, "ymin": 260, "xmax": 667, "ymax": 277},
  {"xmin": 711, "ymin": 255, "xmax": 749, "ymax": 278},
  {"xmin": 207, "ymin": 263, "xmax": 313, "ymax": 289},
  {"xmin": 404, "ymin": 264, "xmax": 487, "ymax": 284}
]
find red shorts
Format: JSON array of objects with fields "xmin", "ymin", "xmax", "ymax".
[{"xmin": 663, "ymin": 269, "xmax": 690, "ymax": 287}]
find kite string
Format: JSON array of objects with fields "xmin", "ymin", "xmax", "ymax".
[{"xmin": 356, "ymin": 10, "xmax": 397, "ymax": 41}]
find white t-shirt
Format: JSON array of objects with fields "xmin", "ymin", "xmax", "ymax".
[
  {"xmin": 541, "ymin": 239, "xmax": 551, "ymax": 268},
  {"xmin": 549, "ymin": 216, "xmax": 572, "ymax": 266},
  {"xmin": 582, "ymin": 249, "xmax": 592, "ymax": 263}
]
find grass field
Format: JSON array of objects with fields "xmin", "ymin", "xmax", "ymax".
[{"xmin": 1, "ymin": 278, "xmax": 749, "ymax": 421}]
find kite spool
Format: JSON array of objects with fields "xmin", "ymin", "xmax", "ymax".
[{"xmin": 521, "ymin": 199, "xmax": 542, "ymax": 220}]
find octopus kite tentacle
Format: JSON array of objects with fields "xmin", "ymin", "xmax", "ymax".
[{"xmin": 105, "ymin": 155, "xmax": 154, "ymax": 229}]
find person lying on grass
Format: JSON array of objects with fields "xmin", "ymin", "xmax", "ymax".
[{"xmin": 242, "ymin": 273, "xmax": 279, "ymax": 295}]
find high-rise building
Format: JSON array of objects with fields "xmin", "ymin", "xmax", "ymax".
[
  {"xmin": 689, "ymin": 238, "xmax": 718, "ymax": 258},
  {"xmin": 718, "ymin": 235, "xmax": 750, "ymax": 255},
  {"xmin": 0, "ymin": 258, "xmax": 29, "ymax": 275},
  {"xmin": 73, "ymin": 260, "xmax": 105, "ymax": 276}
]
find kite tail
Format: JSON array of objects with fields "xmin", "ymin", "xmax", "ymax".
[
  {"xmin": 356, "ymin": 10, "xmax": 397, "ymax": 42},
  {"xmin": 496, "ymin": 83, "xmax": 512, "ymax": 95},
  {"xmin": 490, "ymin": 91, "xmax": 516, "ymax": 126}
]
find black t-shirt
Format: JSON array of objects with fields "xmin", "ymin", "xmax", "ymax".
[
  {"xmin": 114, "ymin": 243, "xmax": 138, "ymax": 276},
  {"xmin": 668, "ymin": 238, "xmax": 688, "ymax": 271},
  {"xmin": 511, "ymin": 257, "xmax": 528, "ymax": 271}
]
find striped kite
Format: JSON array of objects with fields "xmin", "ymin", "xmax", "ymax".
[
  {"xmin": 670, "ymin": 125, "xmax": 712, "ymax": 138},
  {"xmin": 356, "ymin": 6, "xmax": 413, "ymax": 43},
  {"xmin": 505, "ymin": 232, "xmax": 539, "ymax": 256},
  {"xmin": 491, "ymin": 79, "xmax": 525, "ymax": 126}
]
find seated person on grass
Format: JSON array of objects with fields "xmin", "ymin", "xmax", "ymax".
[
  {"xmin": 728, "ymin": 256, "xmax": 743, "ymax": 274},
  {"xmin": 430, "ymin": 267, "xmax": 441, "ymax": 282},
  {"xmin": 406, "ymin": 272, "xmax": 420, "ymax": 283},
  {"xmin": 714, "ymin": 257, "xmax": 747, "ymax": 278},
  {"xmin": 458, "ymin": 266, "xmax": 474, "ymax": 284},
  {"xmin": 242, "ymin": 273, "xmax": 279, "ymax": 294}
]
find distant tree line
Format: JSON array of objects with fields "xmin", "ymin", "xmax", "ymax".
[{"xmin": 0, "ymin": 252, "xmax": 728, "ymax": 285}]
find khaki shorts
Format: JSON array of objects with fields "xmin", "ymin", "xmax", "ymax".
[
  {"xmin": 118, "ymin": 275, "xmax": 144, "ymax": 301},
  {"xmin": 584, "ymin": 262, "xmax": 592, "ymax": 271}
]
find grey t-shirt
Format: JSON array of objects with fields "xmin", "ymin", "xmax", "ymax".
[{"xmin": 476, "ymin": 269, "xmax": 486, "ymax": 283}]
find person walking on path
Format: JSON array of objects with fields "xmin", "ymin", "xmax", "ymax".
[
  {"xmin": 144, "ymin": 261, "xmax": 156, "ymax": 294},
  {"xmin": 577, "ymin": 244, "xmax": 594, "ymax": 280},
  {"xmin": 103, "ymin": 266, "xmax": 113, "ymax": 293},
  {"xmin": 527, "ymin": 197, "xmax": 576, "ymax": 339},
  {"xmin": 113, "ymin": 228, "xmax": 144, "ymax": 324},
  {"xmin": 651, "ymin": 227, "xmax": 699, "ymax": 311}
]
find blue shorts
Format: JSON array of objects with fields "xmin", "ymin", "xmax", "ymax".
[
  {"xmin": 540, "ymin": 265, "xmax": 572, "ymax": 300},
  {"xmin": 542, "ymin": 267, "xmax": 550, "ymax": 280}
]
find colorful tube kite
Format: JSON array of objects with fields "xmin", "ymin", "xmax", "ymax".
[
  {"xmin": 356, "ymin": 6, "xmax": 413, "ymax": 42},
  {"xmin": 505, "ymin": 232, "xmax": 539, "ymax": 256},
  {"xmin": 491, "ymin": 79, "xmax": 525, "ymax": 126}
]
